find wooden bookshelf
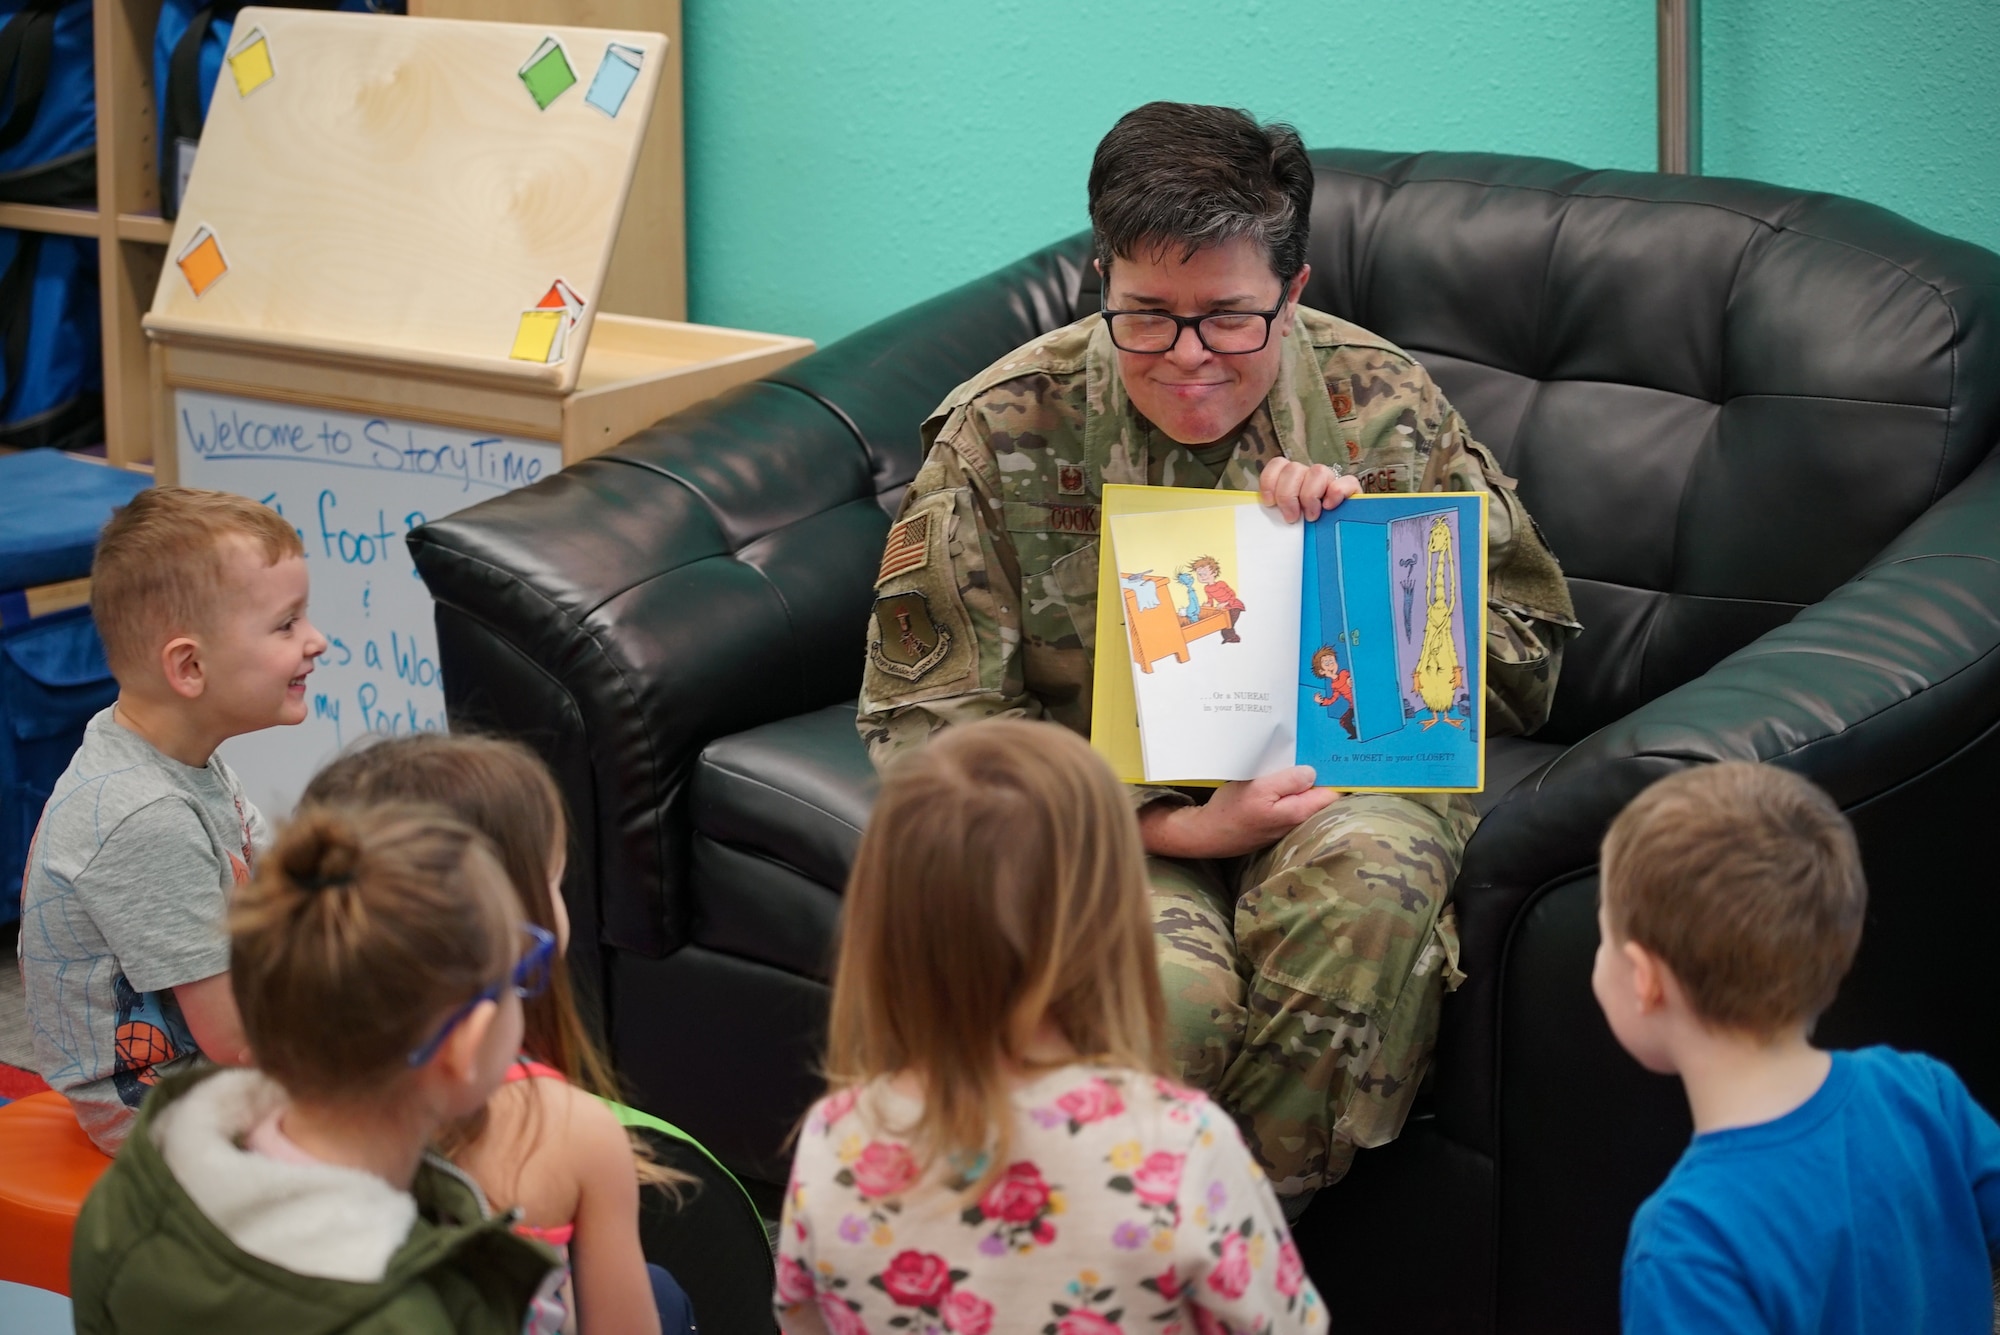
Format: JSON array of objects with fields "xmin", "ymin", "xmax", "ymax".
[{"xmin": 2, "ymin": 0, "xmax": 684, "ymax": 470}]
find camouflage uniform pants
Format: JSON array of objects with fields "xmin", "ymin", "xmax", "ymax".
[{"xmin": 1152, "ymin": 792, "xmax": 1477, "ymax": 1200}]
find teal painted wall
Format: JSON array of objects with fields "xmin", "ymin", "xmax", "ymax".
[
  {"xmin": 682, "ymin": 2, "xmax": 2000, "ymax": 348},
  {"xmin": 1704, "ymin": 2, "xmax": 2000, "ymax": 255}
]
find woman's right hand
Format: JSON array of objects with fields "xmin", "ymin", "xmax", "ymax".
[{"xmin": 1138, "ymin": 766, "xmax": 1341, "ymax": 860}]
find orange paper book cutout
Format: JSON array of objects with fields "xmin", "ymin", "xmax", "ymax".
[
  {"xmin": 536, "ymin": 278, "xmax": 584, "ymax": 321},
  {"xmin": 176, "ymin": 227, "xmax": 228, "ymax": 297}
]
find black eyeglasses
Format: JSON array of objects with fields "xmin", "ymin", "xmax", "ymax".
[
  {"xmin": 407, "ymin": 923, "xmax": 556, "ymax": 1068},
  {"xmin": 1101, "ymin": 288, "xmax": 1291, "ymax": 355}
]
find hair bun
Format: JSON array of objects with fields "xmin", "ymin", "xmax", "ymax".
[{"xmin": 278, "ymin": 810, "xmax": 364, "ymax": 894}]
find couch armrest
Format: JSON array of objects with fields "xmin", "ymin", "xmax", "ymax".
[
  {"xmin": 1435, "ymin": 442, "xmax": 2000, "ymax": 1152},
  {"xmin": 411, "ymin": 381, "xmax": 885, "ymax": 957}
]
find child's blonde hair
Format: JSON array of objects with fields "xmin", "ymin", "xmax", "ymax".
[
  {"xmin": 1601, "ymin": 761, "xmax": 1867, "ymax": 1037},
  {"xmin": 301, "ymin": 733, "xmax": 688, "ymax": 1191},
  {"xmin": 827, "ymin": 719, "xmax": 1167, "ymax": 1187},
  {"xmin": 91, "ymin": 487, "xmax": 304, "ymax": 680},
  {"xmin": 230, "ymin": 804, "xmax": 520, "ymax": 1100}
]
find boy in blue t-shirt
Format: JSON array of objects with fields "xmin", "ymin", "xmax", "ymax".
[{"xmin": 1593, "ymin": 762, "xmax": 2000, "ymax": 1334}]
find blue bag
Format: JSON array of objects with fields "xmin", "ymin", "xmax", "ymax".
[
  {"xmin": 0, "ymin": 448, "xmax": 150, "ymax": 926},
  {"xmin": 0, "ymin": 229, "xmax": 100, "ymax": 450},
  {"xmin": 0, "ymin": 0, "xmax": 96, "ymax": 206},
  {"xmin": 155, "ymin": 0, "xmax": 402, "ymax": 219}
]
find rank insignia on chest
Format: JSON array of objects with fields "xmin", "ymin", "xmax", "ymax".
[
  {"xmin": 869, "ymin": 592, "xmax": 953, "ymax": 680},
  {"xmin": 1056, "ymin": 462, "xmax": 1088, "ymax": 496},
  {"xmin": 1047, "ymin": 504, "xmax": 1099, "ymax": 534},
  {"xmin": 877, "ymin": 514, "xmax": 932, "ymax": 584}
]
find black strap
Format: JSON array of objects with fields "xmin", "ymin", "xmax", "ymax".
[
  {"xmin": 0, "ymin": 229, "xmax": 43, "ymax": 405},
  {"xmin": 160, "ymin": 1, "xmax": 221, "ymax": 216},
  {"xmin": 0, "ymin": 0, "xmax": 65, "ymax": 156},
  {"xmin": 160, "ymin": 0, "xmax": 352, "ymax": 217}
]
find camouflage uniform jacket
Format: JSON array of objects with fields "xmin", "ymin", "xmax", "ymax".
[{"xmin": 857, "ymin": 308, "xmax": 1580, "ymax": 774}]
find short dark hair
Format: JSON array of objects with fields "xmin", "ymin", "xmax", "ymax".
[
  {"xmin": 1601, "ymin": 762, "xmax": 1867, "ymax": 1037},
  {"xmin": 1088, "ymin": 102, "xmax": 1314, "ymax": 284}
]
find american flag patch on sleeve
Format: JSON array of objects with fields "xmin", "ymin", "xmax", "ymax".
[{"xmin": 876, "ymin": 514, "xmax": 932, "ymax": 584}]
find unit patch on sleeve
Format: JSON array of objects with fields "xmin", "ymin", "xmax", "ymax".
[
  {"xmin": 876, "ymin": 514, "xmax": 932, "ymax": 585},
  {"xmin": 869, "ymin": 591, "xmax": 954, "ymax": 680}
]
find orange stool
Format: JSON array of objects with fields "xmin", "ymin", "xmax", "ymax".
[{"xmin": 0, "ymin": 1092, "xmax": 111, "ymax": 1295}]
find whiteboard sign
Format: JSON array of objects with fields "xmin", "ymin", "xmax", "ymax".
[{"xmin": 176, "ymin": 389, "xmax": 562, "ymax": 819}]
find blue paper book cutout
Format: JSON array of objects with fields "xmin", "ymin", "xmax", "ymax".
[
  {"xmin": 585, "ymin": 43, "xmax": 643, "ymax": 118},
  {"xmin": 1297, "ymin": 494, "xmax": 1482, "ymax": 790}
]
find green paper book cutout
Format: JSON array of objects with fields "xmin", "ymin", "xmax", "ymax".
[{"xmin": 518, "ymin": 37, "xmax": 576, "ymax": 110}]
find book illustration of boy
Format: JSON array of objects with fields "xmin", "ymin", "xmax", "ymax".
[
  {"xmin": 1310, "ymin": 645, "xmax": 1358, "ymax": 741},
  {"xmin": 1189, "ymin": 554, "xmax": 1245, "ymax": 644},
  {"xmin": 17, "ymin": 487, "xmax": 327, "ymax": 1152},
  {"xmin": 1412, "ymin": 515, "xmax": 1465, "ymax": 729}
]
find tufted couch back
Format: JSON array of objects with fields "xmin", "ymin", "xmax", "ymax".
[{"xmin": 1299, "ymin": 151, "xmax": 2000, "ymax": 742}]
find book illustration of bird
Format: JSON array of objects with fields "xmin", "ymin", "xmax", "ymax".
[
  {"xmin": 1174, "ymin": 570, "xmax": 1202, "ymax": 623},
  {"xmin": 1413, "ymin": 515, "xmax": 1466, "ymax": 730}
]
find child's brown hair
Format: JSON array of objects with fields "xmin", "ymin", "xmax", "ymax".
[
  {"xmin": 827, "ymin": 718, "xmax": 1167, "ymax": 1189},
  {"xmin": 301, "ymin": 732, "xmax": 685, "ymax": 1189},
  {"xmin": 1601, "ymin": 761, "xmax": 1867, "ymax": 1037},
  {"xmin": 231, "ymin": 804, "xmax": 520, "ymax": 1100},
  {"xmin": 92, "ymin": 487, "xmax": 304, "ymax": 680}
]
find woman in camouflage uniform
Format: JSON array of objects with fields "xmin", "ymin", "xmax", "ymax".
[{"xmin": 857, "ymin": 102, "xmax": 1579, "ymax": 1214}]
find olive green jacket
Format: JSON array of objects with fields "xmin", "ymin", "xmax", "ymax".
[{"xmin": 70, "ymin": 1066, "xmax": 556, "ymax": 1335}]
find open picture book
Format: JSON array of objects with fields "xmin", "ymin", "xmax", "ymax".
[{"xmin": 1089, "ymin": 484, "xmax": 1488, "ymax": 791}]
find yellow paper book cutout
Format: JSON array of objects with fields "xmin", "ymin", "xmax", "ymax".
[
  {"xmin": 510, "ymin": 308, "xmax": 565, "ymax": 363},
  {"xmin": 227, "ymin": 29, "xmax": 275, "ymax": 97},
  {"xmin": 176, "ymin": 225, "xmax": 228, "ymax": 298}
]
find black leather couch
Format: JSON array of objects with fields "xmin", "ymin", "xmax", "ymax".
[{"xmin": 410, "ymin": 150, "xmax": 2000, "ymax": 1334}]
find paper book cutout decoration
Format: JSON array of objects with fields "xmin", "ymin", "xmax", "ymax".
[
  {"xmin": 227, "ymin": 27, "xmax": 275, "ymax": 97},
  {"xmin": 510, "ymin": 309, "xmax": 565, "ymax": 363},
  {"xmin": 510, "ymin": 278, "xmax": 586, "ymax": 362},
  {"xmin": 1092, "ymin": 485, "xmax": 1487, "ymax": 791},
  {"xmin": 176, "ymin": 225, "xmax": 229, "ymax": 297},
  {"xmin": 585, "ymin": 43, "xmax": 644, "ymax": 117},
  {"xmin": 518, "ymin": 37, "xmax": 577, "ymax": 110},
  {"xmin": 537, "ymin": 278, "xmax": 584, "ymax": 319}
]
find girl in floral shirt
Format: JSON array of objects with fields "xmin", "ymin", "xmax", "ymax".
[{"xmin": 775, "ymin": 720, "xmax": 1325, "ymax": 1335}]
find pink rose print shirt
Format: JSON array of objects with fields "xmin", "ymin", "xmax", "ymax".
[{"xmin": 775, "ymin": 1065, "xmax": 1325, "ymax": 1335}]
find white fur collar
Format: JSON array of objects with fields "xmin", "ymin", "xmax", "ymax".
[{"xmin": 151, "ymin": 1069, "xmax": 419, "ymax": 1283}]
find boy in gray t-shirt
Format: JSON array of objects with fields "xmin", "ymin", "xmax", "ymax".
[{"xmin": 18, "ymin": 489, "xmax": 326, "ymax": 1151}]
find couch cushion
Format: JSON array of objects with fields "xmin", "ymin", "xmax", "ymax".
[
  {"xmin": 694, "ymin": 703, "xmax": 879, "ymax": 892},
  {"xmin": 689, "ymin": 836, "xmax": 842, "ymax": 981}
]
